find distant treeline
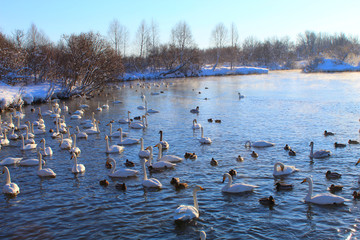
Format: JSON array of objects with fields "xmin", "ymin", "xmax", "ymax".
[{"xmin": 0, "ymin": 21, "xmax": 359, "ymax": 96}]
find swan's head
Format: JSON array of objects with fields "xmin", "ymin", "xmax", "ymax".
[
  {"xmin": 222, "ymin": 173, "xmax": 231, "ymax": 183},
  {"xmin": 105, "ymin": 135, "xmax": 109, "ymax": 140},
  {"xmin": 146, "ymin": 146, "xmax": 153, "ymax": 151},
  {"xmin": 356, "ymin": 159, "xmax": 360, "ymax": 166},
  {"xmin": 309, "ymin": 142, "xmax": 314, "ymax": 147},
  {"xmin": 71, "ymin": 152, "xmax": 77, "ymax": 159},
  {"xmin": 106, "ymin": 123, "xmax": 111, "ymax": 126},
  {"xmin": 194, "ymin": 185, "xmax": 204, "ymax": 192},
  {"xmin": 301, "ymin": 177, "xmax": 311, "ymax": 184}
]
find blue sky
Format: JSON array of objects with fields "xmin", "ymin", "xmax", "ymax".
[{"xmin": 1, "ymin": 0, "xmax": 359, "ymax": 51}]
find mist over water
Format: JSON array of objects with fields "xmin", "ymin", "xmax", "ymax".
[{"xmin": 1, "ymin": 70, "xmax": 360, "ymax": 239}]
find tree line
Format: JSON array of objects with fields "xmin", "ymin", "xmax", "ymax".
[{"xmin": 0, "ymin": 20, "xmax": 359, "ymax": 97}]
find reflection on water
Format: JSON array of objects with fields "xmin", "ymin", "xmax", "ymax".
[{"xmin": 2, "ymin": 70, "xmax": 360, "ymax": 239}]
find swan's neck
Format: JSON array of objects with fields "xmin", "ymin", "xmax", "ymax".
[
  {"xmin": 160, "ymin": 131, "xmax": 163, "ymax": 141},
  {"xmin": 201, "ymin": 127, "xmax": 204, "ymax": 138},
  {"xmin": 106, "ymin": 138, "xmax": 110, "ymax": 152},
  {"xmin": 17, "ymin": 117, "xmax": 20, "ymax": 128},
  {"xmin": 110, "ymin": 159, "xmax": 116, "ymax": 174},
  {"xmin": 149, "ymin": 147, "xmax": 153, "ymax": 161},
  {"xmin": 305, "ymin": 178, "xmax": 313, "ymax": 201},
  {"xmin": 31, "ymin": 123, "xmax": 34, "ymax": 134},
  {"xmin": 21, "ymin": 136, "xmax": 25, "ymax": 149},
  {"xmin": 310, "ymin": 144, "xmax": 314, "ymax": 157},
  {"xmin": 145, "ymin": 100, "xmax": 148, "ymax": 111},
  {"xmin": 274, "ymin": 162, "xmax": 284, "ymax": 172},
  {"xmin": 109, "ymin": 124, "xmax": 112, "ymax": 135},
  {"xmin": 25, "ymin": 126, "xmax": 29, "ymax": 138},
  {"xmin": 43, "ymin": 140, "xmax": 46, "ymax": 150},
  {"xmin": 73, "ymin": 135, "xmax": 77, "ymax": 148},
  {"xmin": 73, "ymin": 155, "xmax": 78, "ymax": 166},
  {"xmin": 96, "ymin": 122, "xmax": 100, "ymax": 133},
  {"xmin": 38, "ymin": 154, "xmax": 43, "ymax": 170},
  {"xmin": 127, "ymin": 112, "xmax": 130, "ymax": 123},
  {"xmin": 142, "ymin": 160, "xmax": 148, "ymax": 180},
  {"xmin": 157, "ymin": 145, "xmax": 163, "ymax": 160},
  {"xmin": 67, "ymin": 128, "xmax": 71, "ymax": 138},
  {"xmin": 4, "ymin": 167, "xmax": 11, "ymax": 184},
  {"xmin": 193, "ymin": 189, "xmax": 199, "ymax": 210},
  {"xmin": 119, "ymin": 128, "xmax": 123, "ymax": 142},
  {"xmin": 140, "ymin": 138, "xmax": 144, "ymax": 151}
]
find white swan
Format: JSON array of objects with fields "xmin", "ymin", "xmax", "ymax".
[
  {"xmin": 15, "ymin": 115, "xmax": 28, "ymax": 130},
  {"xmin": 0, "ymin": 130, "xmax": 10, "ymax": 146},
  {"xmin": 245, "ymin": 140, "xmax": 275, "ymax": 148},
  {"xmin": 37, "ymin": 153, "xmax": 56, "ymax": 177},
  {"xmin": 119, "ymin": 111, "xmax": 131, "ymax": 124},
  {"xmin": 0, "ymin": 157, "xmax": 22, "ymax": 165},
  {"xmin": 59, "ymin": 134, "xmax": 72, "ymax": 150},
  {"xmin": 51, "ymin": 117, "xmax": 61, "ymax": 139},
  {"xmin": 2, "ymin": 166, "xmax": 20, "ymax": 196},
  {"xmin": 102, "ymin": 100, "xmax": 109, "ymax": 109},
  {"xmin": 105, "ymin": 135, "xmax": 124, "ymax": 154},
  {"xmin": 107, "ymin": 158, "xmax": 138, "ymax": 177},
  {"xmin": 117, "ymin": 128, "xmax": 139, "ymax": 145},
  {"xmin": 141, "ymin": 158, "xmax": 162, "ymax": 189},
  {"xmin": 173, "ymin": 185, "xmax": 204, "ymax": 222},
  {"xmin": 62, "ymin": 102, "xmax": 68, "ymax": 112},
  {"xmin": 75, "ymin": 126, "xmax": 88, "ymax": 139},
  {"xmin": 70, "ymin": 134, "xmax": 81, "ymax": 156},
  {"xmin": 84, "ymin": 121, "xmax": 100, "ymax": 134},
  {"xmin": 301, "ymin": 177, "xmax": 346, "ymax": 204},
  {"xmin": 158, "ymin": 130, "xmax": 169, "ymax": 149},
  {"xmin": 81, "ymin": 112, "xmax": 95, "ymax": 128},
  {"xmin": 192, "ymin": 119, "xmax": 201, "ymax": 130},
  {"xmin": 20, "ymin": 135, "xmax": 37, "ymax": 151},
  {"xmin": 222, "ymin": 173, "xmax": 257, "ymax": 193},
  {"xmin": 148, "ymin": 145, "xmax": 176, "ymax": 169},
  {"xmin": 71, "ymin": 153, "xmax": 85, "ymax": 173},
  {"xmin": 309, "ymin": 141, "xmax": 331, "ymax": 159},
  {"xmin": 145, "ymin": 101, "xmax": 159, "ymax": 113},
  {"xmin": 199, "ymin": 127, "xmax": 212, "ymax": 144},
  {"xmin": 107, "ymin": 123, "xmax": 127, "ymax": 138},
  {"xmin": 129, "ymin": 115, "xmax": 147, "ymax": 129},
  {"xmin": 31, "ymin": 122, "xmax": 46, "ymax": 135},
  {"xmin": 40, "ymin": 138, "xmax": 53, "ymax": 156},
  {"xmin": 155, "ymin": 143, "xmax": 183, "ymax": 163},
  {"xmin": 96, "ymin": 102, "xmax": 102, "ymax": 111},
  {"xmin": 200, "ymin": 231, "xmax": 206, "ymax": 240},
  {"xmin": 23, "ymin": 125, "xmax": 35, "ymax": 144},
  {"xmin": 273, "ymin": 162, "xmax": 299, "ymax": 177},
  {"xmin": 138, "ymin": 138, "xmax": 150, "ymax": 158},
  {"xmin": 8, "ymin": 128, "xmax": 19, "ymax": 140}
]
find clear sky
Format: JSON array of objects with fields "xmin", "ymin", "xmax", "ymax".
[{"xmin": 1, "ymin": 0, "xmax": 359, "ymax": 52}]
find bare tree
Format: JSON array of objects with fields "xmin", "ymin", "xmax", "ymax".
[
  {"xmin": 121, "ymin": 26, "xmax": 129, "ymax": 57},
  {"xmin": 211, "ymin": 22, "xmax": 228, "ymax": 70},
  {"xmin": 12, "ymin": 29, "xmax": 25, "ymax": 49},
  {"xmin": 229, "ymin": 22, "xmax": 239, "ymax": 69},
  {"xmin": 170, "ymin": 21, "xmax": 194, "ymax": 64},
  {"xmin": 135, "ymin": 20, "xmax": 149, "ymax": 58},
  {"xmin": 108, "ymin": 19, "xmax": 121, "ymax": 55}
]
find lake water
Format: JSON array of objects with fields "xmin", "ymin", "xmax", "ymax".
[{"xmin": 2, "ymin": 70, "xmax": 360, "ymax": 239}]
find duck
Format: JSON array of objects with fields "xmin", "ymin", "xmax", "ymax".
[
  {"xmin": 71, "ymin": 152, "xmax": 85, "ymax": 173},
  {"xmin": 69, "ymin": 134, "xmax": 81, "ymax": 156},
  {"xmin": 37, "ymin": 153, "xmax": 56, "ymax": 177},
  {"xmin": 259, "ymin": 196, "xmax": 275, "ymax": 206},
  {"xmin": 309, "ymin": 141, "xmax": 331, "ymax": 159},
  {"xmin": 251, "ymin": 151, "xmax": 258, "ymax": 158},
  {"xmin": 20, "ymin": 135, "xmax": 37, "ymax": 151},
  {"xmin": 190, "ymin": 106, "xmax": 200, "ymax": 113},
  {"xmin": 192, "ymin": 119, "xmax": 202, "ymax": 129},
  {"xmin": 324, "ymin": 130, "xmax": 335, "ymax": 136},
  {"xmin": 2, "ymin": 166, "xmax": 20, "ymax": 196},
  {"xmin": 117, "ymin": 128, "xmax": 139, "ymax": 145},
  {"xmin": 189, "ymin": 153, "xmax": 197, "ymax": 159},
  {"xmin": 40, "ymin": 138, "xmax": 53, "ymax": 156},
  {"xmin": 284, "ymin": 144, "xmax": 291, "ymax": 150},
  {"xmin": 236, "ymin": 155, "xmax": 244, "ymax": 161},
  {"xmin": 124, "ymin": 159, "xmax": 135, "ymax": 167},
  {"xmin": 99, "ymin": 179, "xmax": 109, "ymax": 186},
  {"xmin": 273, "ymin": 162, "xmax": 299, "ymax": 177},
  {"xmin": 334, "ymin": 142, "xmax": 346, "ymax": 148},
  {"xmin": 229, "ymin": 169, "xmax": 237, "ymax": 177},
  {"xmin": 348, "ymin": 139, "xmax": 360, "ymax": 144},
  {"xmin": 288, "ymin": 149, "xmax": 296, "ymax": 156},
  {"xmin": 141, "ymin": 159, "xmax": 162, "ymax": 189},
  {"xmin": 325, "ymin": 170, "xmax": 341, "ymax": 179},
  {"xmin": 115, "ymin": 183, "xmax": 127, "ymax": 191},
  {"xmin": 170, "ymin": 177, "xmax": 180, "ymax": 185},
  {"xmin": 105, "ymin": 135, "xmax": 124, "ymax": 154},
  {"xmin": 301, "ymin": 177, "xmax": 346, "ymax": 204},
  {"xmin": 149, "ymin": 145, "xmax": 176, "ymax": 169},
  {"xmin": 158, "ymin": 130, "xmax": 169, "ymax": 149},
  {"xmin": 173, "ymin": 185, "xmax": 204, "ymax": 222},
  {"xmin": 353, "ymin": 191, "xmax": 360, "ymax": 199},
  {"xmin": 174, "ymin": 181, "xmax": 188, "ymax": 190},
  {"xmin": 184, "ymin": 152, "xmax": 192, "ymax": 159},
  {"xmin": 214, "ymin": 119, "xmax": 221, "ymax": 123},
  {"xmin": 329, "ymin": 184, "xmax": 343, "ymax": 192},
  {"xmin": 154, "ymin": 143, "xmax": 183, "ymax": 163},
  {"xmin": 210, "ymin": 158, "xmax": 218, "ymax": 166},
  {"xmin": 138, "ymin": 138, "xmax": 151, "ymax": 158},
  {"xmin": 199, "ymin": 127, "xmax": 212, "ymax": 144},
  {"xmin": 245, "ymin": 140, "xmax": 275, "ymax": 148},
  {"xmin": 107, "ymin": 158, "xmax": 138, "ymax": 178},
  {"xmin": 275, "ymin": 182, "xmax": 293, "ymax": 191},
  {"xmin": 222, "ymin": 173, "xmax": 257, "ymax": 193},
  {"xmin": 0, "ymin": 157, "xmax": 22, "ymax": 166},
  {"xmin": 238, "ymin": 92, "xmax": 245, "ymax": 99},
  {"xmin": 207, "ymin": 118, "xmax": 213, "ymax": 123}
]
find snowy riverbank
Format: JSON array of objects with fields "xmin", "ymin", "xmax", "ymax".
[{"xmin": 303, "ymin": 58, "xmax": 360, "ymax": 73}]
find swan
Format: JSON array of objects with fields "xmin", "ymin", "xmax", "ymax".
[
  {"xmin": 107, "ymin": 158, "xmax": 138, "ymax": 177},
  {"xmin": 31, "ymin": 122, "xmax": 46, "ymax": 135},
  {"xmin": 190, "ymin": 106, "xmax": 200, "ymax": 113},
  {"xmin": 84, "ymin": 121, "xmax": 100, "ymax": 134},
  {"xmin": 51, "ymin": 118, "xmax": 61, "ymax": 139},
  {"xmin": 173, "ymin": 185, "xmax": 204, "ymax": 222},
  {"xmin": 140, "ymin": 158, "xmax": 162, "ymax": 189},
  {"xmin": 145, "ymin": 101, "xmax": 159, "ymax": 113},
  {"xmin": 40, "ymin": 138, "xmax": 53, "ymax": 156},
  {"xmin": 309, "ymin": 141, "xmax": 331, "ymax": 159},
  {"xmin": 0, "ymin": 157, "xmax": 22, "ymax": 165},
  {"xmin": 138, "ymin": 138, "xmax": 150, "ymax": 158},
  {"xmin": 148, "ymin": 145, "xmax": 176, "ymax": 169},
  {"xmin": 15, "ymin": 115, "xmax": 28, "ymax": 130},
  {"xmin": 71, "ymin": 153, "xmax": 85, "ymax": 173},
  {"xmin": 37, "ymin": 153, "xmax": 56, "ymax": 177},
  {"xmin": 81, "ymin": 112, "xmax": 95, "ymax": 128},
  {"xmin": 2, "ymin": 166, "xmax": 20, "ymax": 196},
  {"xmin": 199, "ymin": 127, "xmax": 212, "ymax": 144},
  {"xmin": 73, "ymin": 109, "xmax": 85, "ymax": 116},
  {"xmin": 70, "ymin": 134, "xmax": 81, "ymax": 156},
  {"xmin": 192, "ymin": 119, "xmax": 201, "ymax": 130},
  {"xmin": 8, "ymin": 128, "xmax": 19, "ymax": 140},
  {"xmin": 0, "ymin": 130, "xmax": 10, "ymax": 146},
  {"xmin": 155, "ymin": 143, "xmax": 183, "ymax": 163},
  {"xmin": 222, "ymin": 173, "xmax": 258, "ymax": 193},
  {"xmin": 96, "ymin": 102, "xmax": 102, "ymax": 111},
  {"xmin": 117, "ymin": 128, "xmax": 139, "ymax": 145},
  {"xmin": 119, "ymin": 111, "xmax": 131, "ymax": 124},
  {"xmin": 59, "ymin": 134, "xmax": 72, "ymax": 150},
  {"xmin": 301, "ymin": 177, "xmax": 347, "ymax": 205},
  {"xmin": 200, "ymin": 231, "xmax": 206, "ymax": 240},
  {"xmin": 102, "ymin": 100, "xmax": 109, "ymax": 109},
  {"xmin": 62, "ymin": 102, "xmax": 68, "ymax": 112},
  {"xmin": 70, "ymin": 114, "xmax": 82, "ymax": 120},
  {"xmin": 105, "ymin": 135, "xmax": 124, "ymax": 153},
  {"xmin": 273, "ymin": 162, "xmax": 299, "ymax": 177},
  {"xmin": 129, "ymin": 115, "xmax": 147, "ymax": 129},
  {"xmin": 107, "ymin": 123, "xmax": 127, "ymax": 138},
  {"xmin": 75, "ymin": 126, "xmax": 88, "ymax": 139},
  {"xmin": 158, "ymin": 130, "xmax": 169, "ymax": 149},
  {"xmin": 245, "ymin": 140, "xmax": 275, "ymax": 148},
  {"xmin": 23, "ymin": 125, "xmax": 35, "ymax": 144},
  {"xmin": 20, "ymin": 135, "xmax": 37, "ymax": 151}
]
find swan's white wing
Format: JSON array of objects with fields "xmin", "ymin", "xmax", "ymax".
[
  {"xmin": 174, "ymin": 205, "xmax": 199, "ymax": 221},
  {"xmin": 309, "ymin": 193, "xmax": 346, "ymax": 204}
]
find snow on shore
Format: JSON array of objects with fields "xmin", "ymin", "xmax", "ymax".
[{"xmin": 303, "ymin": 58, "xmax": 360, "ymax": 73}]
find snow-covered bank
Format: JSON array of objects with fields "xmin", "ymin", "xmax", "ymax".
[
  {"xmin": 123, "ymin": 65, "xmax": 268, "ymax": 80},
  {"xmin": 303, "ymin": 58, "xmax": 360, "ymax": 73}
]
